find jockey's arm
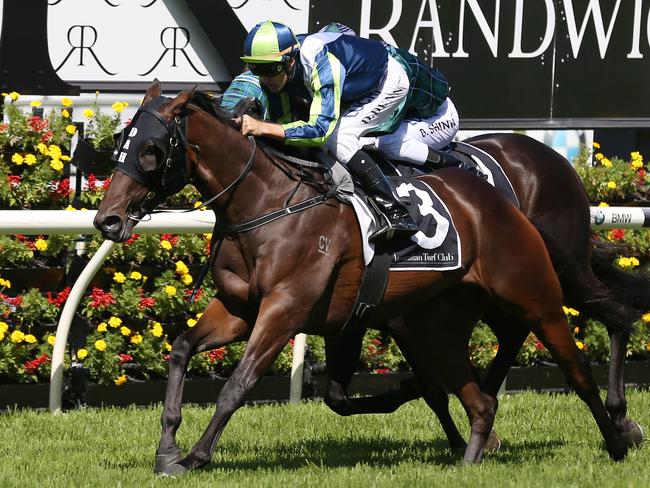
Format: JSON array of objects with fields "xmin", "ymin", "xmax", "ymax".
[
  {"xmin": 239, "ymin": 115, "xmax": 286, "ymax": 141},
  {"xmin": 281, "ymin": 50, "xmax": 345, "ymax": 147}
]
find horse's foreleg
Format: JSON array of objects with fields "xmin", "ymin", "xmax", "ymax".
[
  {"xmin": 606, "ymin": 330, "xmax": 643, "ymax": 446},
  {"xmin": 324, "ymin": 329, "xmax": 421, "ymax": 416},
  {"xmin": 165, "ymin": 297, "xmax": 301, "ymax": 475},
  {"xmin": 155, "ymin": 298, "xmax": 249, "ymax": 474}
]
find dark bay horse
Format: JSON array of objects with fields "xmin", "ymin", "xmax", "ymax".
[
  {"xmin": 94, "ymin": 82, "xmax": 629, "ymax": 474},
  {"xmin": 322, "ymin": 133, "xmax": 646, "ymax": 448}
]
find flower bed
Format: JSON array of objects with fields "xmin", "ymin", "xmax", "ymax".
[{"xmin": 1, "ymin": 94, "xmax": 650, "ymax": 388}]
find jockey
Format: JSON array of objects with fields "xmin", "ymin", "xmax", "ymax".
[{"xmin": 238, "ymin": 21, "xmax": 458, "ymax": 236}]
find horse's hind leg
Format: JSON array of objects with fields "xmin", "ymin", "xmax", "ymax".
[
  {"xmin": 324, "ymin": 329, "xmax": 421, "ymax": 415},
  {"xmin": 391, "ymin": 287, "xmax": 495, "ymax": 463},
  {"xmin": 155, "ymin": 298, "xmax": 249, "ymax": 474}
]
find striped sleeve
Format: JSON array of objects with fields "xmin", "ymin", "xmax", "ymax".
[{"xmin": 282, "ymin": 50, "xmax": 344, "ymax": 146}]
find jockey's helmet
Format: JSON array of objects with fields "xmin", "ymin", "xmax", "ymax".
[{"xmin": 241, "ymin": 21, "xmax": 300, "ymax": 72}]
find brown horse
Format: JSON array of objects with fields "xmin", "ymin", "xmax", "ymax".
[
  {"xmin": 321, "ymin": 133, "xmax": 646, "ymax": 448},
  {"xmin": 94, "ymin": 82, "xmax": 628, "ymax": 474}
]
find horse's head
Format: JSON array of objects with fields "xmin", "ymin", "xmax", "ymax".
[{"xmin": 94, "ymin": 80, "xmax": 194, "ymax": 242}]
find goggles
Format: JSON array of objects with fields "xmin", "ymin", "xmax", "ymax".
[{"xmin": 248, "ymin": 62, "xmax": 284, "ymax": 77}]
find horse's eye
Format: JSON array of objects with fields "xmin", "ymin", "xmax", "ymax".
[{"xmin": 138, "ymin": 143, "xmax": 164, "ymax": 172}]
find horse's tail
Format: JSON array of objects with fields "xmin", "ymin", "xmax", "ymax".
[
  {"xmin": 540, "ymin": 230, "xmax": 640, "ymax": 334},
  {"xmin": 590, "ymin": 239, "xmax": 650, "ymax": 314}
]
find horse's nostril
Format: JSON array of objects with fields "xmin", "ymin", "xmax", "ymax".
[{"xmin": 101, "ymin": 215, "xmax": 122, "ymax": 233}]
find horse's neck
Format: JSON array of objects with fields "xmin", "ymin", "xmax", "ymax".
[{"xmin": 190, "ymin": 110, "xmax": 300, "ymax": 226}]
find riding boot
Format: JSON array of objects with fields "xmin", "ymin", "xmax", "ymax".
[
  {"xmin": 426, "ymin": 148, "xmax": 488, "ymax": 180},
  {"xmin": 347, "ymin": 150, "xmax": 419, "ymax": 238},
  {"xmin": 424, "ymin": 148, "xmax": 462, "ymax": 170}
]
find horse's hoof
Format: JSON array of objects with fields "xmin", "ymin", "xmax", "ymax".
[
  {"xmin": 156, "ymin": 463, "xmax": 188, "ymax": 478},
  {"xmin": 154, "ymin": 450, "xmax": 183, "ymax": 474},
  {"xmin": 621, "ymin": 419, "xmax": 644, "ymax": 448},
  {"xmin": 484, "ymin": 430, "xmax": 501, "ymax": 452}
]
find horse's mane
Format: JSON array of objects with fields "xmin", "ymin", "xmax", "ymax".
[{"xmin": 188, "ymin": 91, "xmax": 236, "ymax": 128}]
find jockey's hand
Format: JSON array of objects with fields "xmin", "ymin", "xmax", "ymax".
[{"xmin": 237, "ymin": 114, "xmax": 285, "ymax": 141}]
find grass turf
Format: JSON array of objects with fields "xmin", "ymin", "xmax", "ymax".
[{"xmin": 0, "ymin": 390, "xmax": 648, "ymax": 487}]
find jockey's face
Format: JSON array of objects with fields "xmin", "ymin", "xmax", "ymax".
[{"xmin": 259, "ymin": 58, "xmax": 294, "ymax": 94}]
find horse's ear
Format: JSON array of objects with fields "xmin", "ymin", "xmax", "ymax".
[
  {"xmin": 142, "ymin": 79, "xmax": 162, "ymax": 106},
  {"xmin": 167, "ymin": 89, "xmax": 194, "ymax": 117}
]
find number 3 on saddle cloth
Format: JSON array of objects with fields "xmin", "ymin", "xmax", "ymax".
[
  {"xmin": 353, "ymin": 141, "xmax": 520, "ymax": 271},
  {"xmin": 342, "ymin": 142, "xmax": 519, "ymax": 328}
]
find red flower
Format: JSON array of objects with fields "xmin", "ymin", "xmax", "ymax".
[
  {"xmin": 103, "ymin": 176, "xmax": 112, "ymax": 190},
  {"xmin": 374, "ymin": 368, "xmax": 390, "ymax": 374},
  {"xmin": 535, "ymin": 340, "xmax": 545, "ymax": 350},
  {"xmin": 89, "ymin": 287, "xmax": 115, "ymax": 308},
  {"xmin": 53, "ymin": 178, "xmax": 72, "ymax": 197},
  {"xmin": 638, "ymin": 168, "xmax": 646, "ymax": 184},
  {"xmin": 610, "ymin": 229, "xmax": 626, "ymax": 241},
  {"xmin": 24, "ymin": 354, "xmax": 51, "ymax": 374},
  {"xmin": 40, "ymin": 130, "xmax": 53, "ymax": 143},
  {"xmin": 0, "ymin": 123, "xmax": 8, "ymax": 132},
  {"xmin": 208, "ymin": 347, "xmax": 226, "ymax": 363},
  {"xmin": 184, "ymin": 288, "xmax": 202, "ymax": 300},
  {"xmin": 29, "ymin": 116, "xmax": 48, "ymax": 131},
  {"xmin": 84, "ymin": 174, "xmax": 98, "ymax": 192},
  {"xmin": 46, "ymin": 287, "xmax": 71, "ymax": 308},
  {"xmin": 161, "ymin": 234, "xmax": 179, "ymax": 246},
  {"xmin": 124, "ymin": 233, "xmax": 140, "ymax": 246},
  {"xmin": 7, "ymin": 175, "xmax": 21, "ymax": 188},
  {"xmin": 139, "ymin": 296, "xmax": 155, "ymax": 310},
  {"xmin": 119, "ymin": 353, "xmax": 133, "ymax": 365}
]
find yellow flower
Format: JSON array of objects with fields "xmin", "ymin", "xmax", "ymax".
[
  {"xmin": 30, "ymin": 100, "xmax": 42, "ymax": 107},
  {"xmin": 50, "ymin": 159, "xmax": 64, "ymax": 172},
  {"xmin": 108, "ymin": 316, "xmax": 122, "ymax": 328},
  {"xmin": 48, "ymin": 145, "xmax": 62, "ymax": 159},
  {"xmin": 642, "ymin": 313, "xmax": 650, "ymax": 323},
  {"xmin": 0, "ymin": 322, "xmax": 8, "ymax": 334},
  {"xmin": 630, "ymin": 257, "xmax": 640, "ymax": 267},
  {"xmin": 576, "ymin": 341, "xmax": 585, "ymax": 350},
  {"xmin": 61, "ymin": 155, "xmax": 71, "ymax": 161},
  {"xmin": 24, "ymin": 334, "xmax": 37, "ymax": 344},
  {"xmin": 9, "ymin": 92, "xmax": 19, "ymax": 101},
  {"xmin": 607, "ymin": 181, "xmax": 617, "ymax": 189},
  {"xmin": 194, "ymin": 201, "xmax": 203, "ymax": 209},
  {"xmin": 632, "ymin": 160, "xmax": 644, "ymax": 170},
  {"xmin": 47, "ymin": 335, "xmax": 56, "ymax": 346},
  {"xmin": 195, "ymin": 313, "xmax": 203, "ymax": 319},
  {"xmin": 601, "ymin": 158, "xmax": 612, "ymax": 168},
  {"xmin": 61, "ymin": 97, "xmax": 73, "ymax": 107},
  {"xmin": 97, "ymin": 322, "xmax": 108, "ymax": 333},
  {"xmin": 631, "ymin": 151, "xmax": 643, "ymax": 161},
  {"xmin": 114, "ymin": 375, "xmax": 127, "ymax": 386},
  {"xmin": 130, "ymin": 334, "xmax": 143, "ymax": 344},
  {"xmin": 112, "ymin": 101, "xmax": 128, "ymax": 113},
  {"xmin": 77, "ymin": 348, "xmax": 88, "ymax": 360},
  {"xmin": 165, "ymin": 342, "xmax": 172, "ymax": 352},
  {"xmin": 595, "ymin": 152, "xmax": 604, "ymax": 161},
  {"xmin": 0, "ymin": 333, "xmax": 4, "ymax": 341},
  {"xmin": 129, "ymin": 271, "xmax": 142, "ymax": 280},
  {"xmin": 94, "ymin": 339, "xmax": 107, "ymax": 351},
  {"xmin": 175, "ymin": 261, "xmax": 189, "ymax": 275},
  {"xmin": 593, "ymin": 141, "xmax": 601, "ymax": 149},
  {"xmin": 37, "ymin": 143, "xmax": 48, "ymax": 155},
  {"xmin": 598, "ymin": 202, "xmax": 609, "ymax": 207},
  {"xmin": 0, "ymin": 278, "xmax": 11, "ymax": 288},
  {"xmin": 65, "ymin": 205, "xmax": 76, "ymax": 211},
  {"xmin": 151, "ymin": 322, "xmax": 163, "ymax": 338},
  {"xmin": 182, "ymin": 273, "xmax": 193, "ymax": 286},
  {"xmin": 23, "ymin": 154, "xmax": 37, "ymax": 166},
  {"xmin": 160, "ymin": 240, "xmax": 172, "ymax": 251},
  {"xmin": 61, "ymin": 109, "xmax": 70, "ymax": 118},
  {"xmin": 113, "ymin": 272, "xmax": 126, "ymax": 283},
  {"xmin": 34, "ymin": 238, "xmax": 48, "ymax": 252},
  {"xmin": 120, "ymin": 326, "xmax": 131, "ymax": 336},
  {"xmin": 65, "ymin": 124, "xmax": 77, "ymax": 135},
  {"xmin": 11, "ymin": 153, "xmax": 24, "ymax": 165},
  {"xmin": 165, "ymin": 285, "xmax": 176, "ymax": 296},
  {"xmin": 563, "ymin": 306, "xmax": 580, "ymax": 317},
  {"xmin": 83, "ymin": 109, "xmax": 95, "ymax": 118},
  {"xmin": 186, "ymin": 318, "xmax": 197, "ymax": 328}
]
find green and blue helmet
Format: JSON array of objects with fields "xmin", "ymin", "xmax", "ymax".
[{"xmin": 241, "ymin": 21, "xmax": 300, "ymax": 65}]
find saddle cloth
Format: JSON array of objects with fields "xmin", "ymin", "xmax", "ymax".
[{"xmin": 350, "ymin": 177, "xmax": 461, "ymax": 271}]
